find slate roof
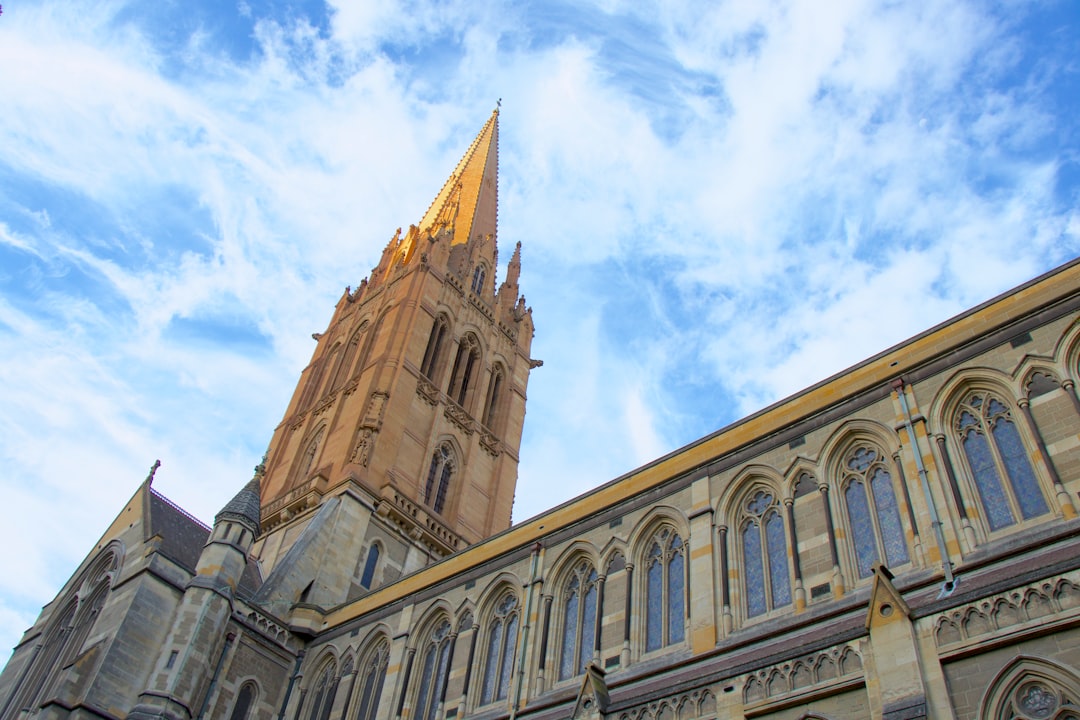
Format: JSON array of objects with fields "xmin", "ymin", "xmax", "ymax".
[
  {"xmin": 216, "ymin": 477, "xmax": 261, "ymax": 530},
  {"xmin": 149, "ymin": 490, "xmax": 210, "ymax": 573}
]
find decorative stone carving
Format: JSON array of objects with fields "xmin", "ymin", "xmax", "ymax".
[
  {"xmin": 416, "ymin": 378, "xmax": 440, "ymax": 406},
  {"xmin": 615, "ymin": 688, "xmax": 716, "ymax": 720},
  {"xmin": 742, "ymin": 643, "xmax": 862, "ymax": 706},
  {"xmin": 933, "ymin": 572, "xmax": 1080, "ymax": 649},
  {"xmin": 351, "ymin": 428, "xmax": 375, "ymax": 466},
  {"xmin": 479, "ymin": 430, "xmax": 500, "ymax": 457},
  {"xmin": 444, "ymin": 402, "xmax": 475, "ymax": 435}
]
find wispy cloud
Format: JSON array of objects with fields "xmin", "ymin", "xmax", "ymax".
[{"xmin": 0, "ymin": 0, "xmax": 1077, "ymax": 655}]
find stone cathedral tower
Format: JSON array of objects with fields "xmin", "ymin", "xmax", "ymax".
[{"xmin": 250, "ymin": 109, "xmax": 537, "ymax": 618}]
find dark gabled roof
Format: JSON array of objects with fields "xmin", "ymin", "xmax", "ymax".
[{"xmin": 149, "ymin": 490, "xmax": 210, "ymax": 573}]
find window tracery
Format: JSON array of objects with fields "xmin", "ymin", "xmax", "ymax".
[
  {"xmin": 471, "ymin": 265, "xmax": 487, "ymax": 295},
  {"xmin": 645, "ymin": 526, "xmax": 685, "ymax": 652},
  {"xmin": 954, "ymin": 391, "xmax": 1048, "ymax": 531},
  {"xmin": 558, "ymin": 560, "xmax": 598, "ymax": 681},
  {"xmin": 482, "ymin": 366, "xmax": 504, "ymax": 431},
  {"xmin": 740, "ymin": 490, "xmax": 791, "ymax": 618},
  {"xmin": 306, "ymin": 659, "xmax": 338, "ymax": 720},
  {"xmin": 424, "ymin": 444, "xmax": 455, "ymax": 514},
  {"xmin": 414, "ymin": 619, "xmax": 453, "ymax": 720},
  {"xmin": 480, "ymin": 592, "xmax": 519, "ymax": 705},
  {"xmin": 421, "ymin": 317, "xmax": 449, "ymax": 380},
  {"xmin": 841, "ymin": 444, "xmax": 909, "ymax": 578},
  {"xmin": 353, "ymin": 641, "xmax": 388, "ymax": 720},
  {"xmin": 447, "ymin": 335, "xmax": 481, "ymax": 407}
]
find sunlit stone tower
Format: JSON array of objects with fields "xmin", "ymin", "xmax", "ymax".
[{"xmin": 250, "ymin": 109, "xmax": 538, "ymax": 617}]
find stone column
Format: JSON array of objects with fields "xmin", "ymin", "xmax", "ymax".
[
  {"xmin": 688, "ymin": 484, "xmax": 717, "ymax": 651},
  {"xmin": 934, "ymin": 434, "xmax": 977, "ymax": 550},
  {"xmin": 784, "ymin": 499, "xmax": 805, "ymax": 612}
]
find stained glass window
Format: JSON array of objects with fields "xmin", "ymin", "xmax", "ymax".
[
  {"xmin": 558, "ymin": 561, "xmax": 598, "ymax": 680},
  {"xmin": 841, "ymin": 445, "xmax": 909, "ymax": 578},
  {"xmin": 306, "ymin": 660, "xmax": 337, "ymax": 720},
  {"xmin": 360, "ymin": 544, "xmax": 380, "ymax": 589},
  {"xmin": 415, "ymin": 620, "xmax": 452, "ymax": 720},
  {"xmin": 740, "ymin": 491, "xmax": 790, "ymax": 618},
  {"xmin": 354, "ymin": 642, "xmax": 388, "ymax": 720},
  {"xmin": 955, "ymin": 391, "xmax": 1048, "ymax": 532},
  {"xmin": 480, "ymin": 593, "xmax": 519, "ymax": 705},
  {"xmin": 644, "ymin": 527, "xmax": 686, "ymax": 651}
]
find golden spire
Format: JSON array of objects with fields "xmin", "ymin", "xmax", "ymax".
[{"xmin": 418, "ymin": 107, "xmax": 499, "ymax": 246}]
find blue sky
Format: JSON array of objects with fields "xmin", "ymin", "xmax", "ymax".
[{"xmin": 1, "ymin": 0, "xmax": 1078, "ymax": 655}]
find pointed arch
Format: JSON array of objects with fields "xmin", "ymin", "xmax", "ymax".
[
  {"xmin": 470, "ymin": 263, "xmax": 488, "ymax": 296},
  {"xmin": 333, "ymin": 320, "xmax": 370, "ymax": 390},
  {"xmin": 349, "ymin": 634, "xmax": 390, "ymax": 720},
  {"xmin": 980, "ymin": 655, "xmax": 1080, "ymax": 719},
  {"xmin": 320, "ymin": 342, "xmax": 344, "ymax": 398},
  {"xmin": 291, "ymin": 423, "xmax": 328, "ymax": 486},
  {"xmin": 725, "ymin": 476, "xmax": 792, "ymax": 621},
  {"xmin": 476, "ymin": 583, "xmax": 520, "ymax": 706},
  {"xmin": 482, "ymin": 361, "xmax": 507, "ymax": 433},
  {"xmin": 358, "ymin": 541, "xmax": 382, "ymax": 590},
  {"xmin": 447, "ymin": 332, "xmax": 483, "ymax": 409},
  {"xmin": 424, "ymin": 439, "xmax": 458, "ymax": 514},
  {"xmin": 305, "ymin": 652, "xmax": 339, "ymax": 720},
  {"xmin": 822, "ymin": 425, "xmax": 912, "ymax": 580},
  {"xmin": 549, "ymin": 548, "xmax": 600, "ymax": 683},
  {"xmin": 410, "ymin": 610, "xmax": 455, "ymax": 720},
  {"xmin": 421, "ymin": 313, "xmax": 452, "ymax": 382},
  {"xmin": 628, "ymin": 508, "xmax": 689, "ymax": 654},
  {"xmin": 229, "ymin": 680, "xmax": 259, "ymax": 720},
  {"xmin": 931, "ymin": 371, "xmax": 1052, "ymax": 536}
]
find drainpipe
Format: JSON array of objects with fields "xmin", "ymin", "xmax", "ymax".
[
  {"xmin": 277, "ymin": 650, "xmax": 306, "ymax": 720},
  {"xmin": 197, "ymin": 632, "xmax": 236, "ymax": 719},
  {"xmin": 511, "ymin": 542, "xmax": 542, "ymax": 719},
  {"xmin": 892, "ymin": 379, "xmax": 956, "ymax": 595}
]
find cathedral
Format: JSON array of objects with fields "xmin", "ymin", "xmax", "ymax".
[{"xmin": 2, "ymin": 110, "xmax": 1080, "ymax": 720}]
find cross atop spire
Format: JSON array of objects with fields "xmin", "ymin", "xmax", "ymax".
[{"xmin": 418, "ymin": 107, "xmax": 500, "ymax": 247}]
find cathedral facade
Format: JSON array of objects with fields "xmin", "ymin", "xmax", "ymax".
[{"xmin": 3, "ymin": 110, "xmax": 1080, "ymax": 720}]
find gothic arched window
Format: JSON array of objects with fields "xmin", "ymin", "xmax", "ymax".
[
  {"xmin": 480, "ymin": 592, "xmax": 519, "ymax": 705},
  {"xmin": 320, "ymin": 343, "xmax": 343, "ymax": 397},
  {"xmin": 424, "ymin": 444, "xmax": 455, "ymax": 514},
  {"xmin": 955, "ymin": 391, "xmax": 1048, "ymax": 531},
  {"xmin": 421, "ymin": 316, "xmax": 449, "ymax": 380},
  {"xmin": 471, "ymin": 265, "xmax": 487, "ymax": 295},
  {"xmin": 413, "ymin": 620, "xmax": 453, "ymax": 720},
  {"xmin": 333, "ymin": 322, "xmax": 368, "ymax": 391},
  {"xmin": 841, "ymin": 444, "xmax": 909, "ymax": 578},
  {"xmin": 229, "ymin": 682, "xmax": 258, "ymax": 720},
  {"xmin": 981, "ymin": 656, "xmax": 1080, "ymax": 720},
  {"xmin": 359, "ymin": 543, "xmax": 380, "ymax": 589},
  {"xmin": 306, "ymin": 659, "xmax": 338, "ymax": 720},
  {"xmin": 447, "ymin": 335, "xmax": 481, "ymax": 407},
  {"xmin": 353, "ymin": 641, "xmax": 388, "ymax": 720},
  {"xmin": 558, "ymin": 560, "xmax": 598, "ymax": 681},
  {"xmin": 740, "ymin": 490, "xmax": 791, "ymax": 618},
  {"xmin": 482, "ymin": 366, "xmax": 504, "ymax": 431},
  {"xmin": 295, "ymin": 427, "xmax": 326, "ymax": 484},
  {"xmin": 644, "ymin": 526, "xmax": 686, "ymax": 652}
]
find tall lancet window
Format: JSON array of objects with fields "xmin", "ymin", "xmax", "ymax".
[
  {"xmin": 480, "ymin": 592, "xmax": 519, "ymax": 705},
  {"xmin": 448, "ymin": 335, "xmax": 481, "ymax": 407},
  {"xmin": 421, "ymin": 316, "xmax": 449, "ymax": 380},
  {"xmin": 558, "ymin": 560, "xmax": 598, "ymax": 681},
  {"xmin": 424, "ymin": 444, "xmax": 455, "ymax": 514},
  {"xmin": 842, "ymin": 444, "xmax": 909, "ymax": 577},
  {"xmin": 414, "ymin": 620, "xmax": 453, "ymax": 720},
  {"xmin": 471, "ymin": 265, "xmax": 487, "ymax": 295},
  {"xmin": 306, "ymin": 658, "xmax": 338, "ymax": 720},
  {"xmin": 645, "ymin": 526, "xmax": 686, "ymax": 652},
  {"xmin": 353, "ymin": 641, "xmax": 389, "ymax": 720},
  {"xmin": 740, "ymin": 490, "xmax": 791, "ymax": 618},
  {"xmin": 955, "ymin": 391, "xmax": 1048, "ymax": 531},
  {"xmin": 482, "ymin": 366, "xmax": 504, "ymax": 431}
]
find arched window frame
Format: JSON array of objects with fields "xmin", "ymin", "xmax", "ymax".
[
  {"xmin": 359, "ymin": 542, "xmax": 381, "ymax": 589},
  {"xmin": 642, "ymin": 525, "xmax": 686, "ymax": 653},
  {"xmin": 736, "ymin": 488, "xmax": 792, "ymax": 620},
  {"xmin": 292, "ymin": 425, "xmax": 327, "ymax": 485},
  {"xmin": 305, "ymin": 657, "xmax": 339, "ymax": 720},
  {"xmin": 478, "ymin": 591, "xmax": 519, "ymax": 706},
  {"xmin": 229, "ymin": 681, "xmax": 259, "ymax": 720},
  {"xmin": 412, "ymin": 617, "xmax": 453, "ymax": 720},
  {"xmin": 837, "ymin": 442, "xmax": 911, "ymax": 579},
  {"xmin": 482, "ymin": 364, "xmax": 505, "ymax": 432},
  {"xmin": 320, "ymin": 343, "xmax": 343, "ymax": 398},
  {"xmin": 471, "ymin": 264, "xmax": 488, "ymax": 295},
  {"xmin": 332, "ymin": 321, "xmax": 369, "ymax": 391},
  {"xmin": 447, "ymin": 334, "xmax": 482, "ymax": 409},
  {"xmin": 980, "ymin": 655, "xmax": 1080, "ymax": 720},
  {"xmin": 424, "ymin": 443, "xmax": 456, "ymax": 514},
  {"xmin": 351, "ymin": 639, "xmax": 389, "ymax": 720},
  {"xmin": 421, "ymin": 315, "xmax": 450, "ymax": 382},
  {"xmin": 950, "ymin": 388, "xmax": 1050, "ymax": 534},
  {"xmin": 557, "ymin": 559, "xmax": 599, "ymax": 682}
]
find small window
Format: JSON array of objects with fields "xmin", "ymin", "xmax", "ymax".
[
  {"xmin": 424, "ymin": 445, "xmax": 455, "ymax": 514},
  {"xmin": 360, "ymin": 544, "xmax": 380, "ymax": 589},
  {"xmin": 471, "ymin": 265, "xmax": 487, "ymax": 295},
  {"xmin": 229, "ymin": 682, "xmax": 257, "ymax": 720}
]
